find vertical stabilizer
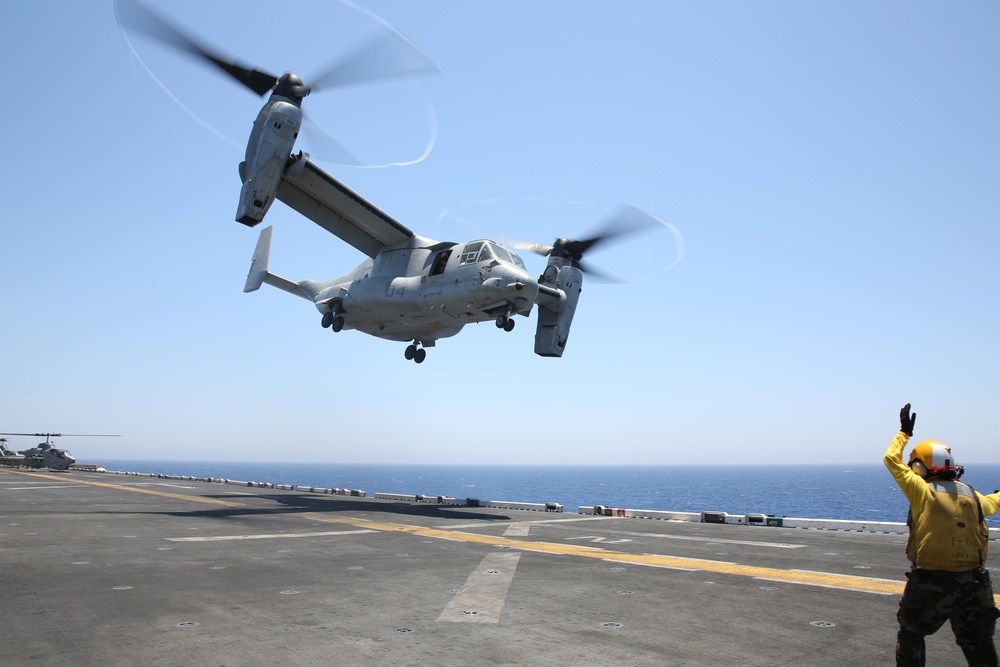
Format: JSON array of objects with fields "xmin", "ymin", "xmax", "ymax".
[{"xmin": 244, "ymin": 226, "xmax": 273, "ymax": 293}]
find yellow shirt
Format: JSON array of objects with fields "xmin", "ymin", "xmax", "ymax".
[{"xmin": 884, "ymin": 432, "xmax": 1000, "ymax": 571}]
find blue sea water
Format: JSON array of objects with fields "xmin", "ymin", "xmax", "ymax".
[{"xmin": 98, "ymin": 460, "xmax": 1000, "ymax": 527}]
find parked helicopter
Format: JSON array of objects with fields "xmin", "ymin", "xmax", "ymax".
[
  {"xmin": 0, "ymin": 439, "xmax": 26, "ymax": 465},
  {"xmin": 0, "ymin": 434, "xmax": 120, "ymax": 470},
  {"xmin": 117, "ymin": 1, "xmax": 669, "ymax": 363}
]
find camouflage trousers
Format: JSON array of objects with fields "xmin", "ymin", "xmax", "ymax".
[{"xmin": 896, "ymin": 568, "xmax": 1000, "ymax": 667}]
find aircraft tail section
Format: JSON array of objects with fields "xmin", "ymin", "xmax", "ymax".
[
  {"xmin": 244, "ymin": 225, "xmax": 274, "ymax": 292},
  {"xmin": 244, "ymin": 226, "xmax": 315, "ymax": 300}
]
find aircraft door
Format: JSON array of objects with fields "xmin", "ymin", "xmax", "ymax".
[
  {"xmin": 429, "ymin": 249, "xmax": 452, "ymax": 277},
  {"xmin": 423, "ymin": 249, "xmax": 452, "ymax": 301}
]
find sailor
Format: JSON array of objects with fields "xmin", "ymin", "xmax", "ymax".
[{"xmin": 885, "ymin": 403, "xmax": 1000, "ymax": 666}]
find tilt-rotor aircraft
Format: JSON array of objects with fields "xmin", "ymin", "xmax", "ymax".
[{"xmin": 118, "ymin": 1, "xmax": 666, "ymax": 363}]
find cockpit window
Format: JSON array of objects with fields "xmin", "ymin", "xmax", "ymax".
[
  {"xmin": 458, "ymin": 240, "xmax": 527, "ymax": 270},
  {"xmin": 479, "ymin": 243, "xmax": 497, "ymax": 262},
  {"xmin": 459, "ymin": 241, "xmax": 484, "ymax": 265},
  {"xmin": 499, "ymin": 244, "xmax": 527, "ymax": 270}
]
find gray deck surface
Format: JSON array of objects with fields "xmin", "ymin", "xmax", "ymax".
[{"xmin": 1, "ymin": 467, "xmax": 989, "ymax": 666}]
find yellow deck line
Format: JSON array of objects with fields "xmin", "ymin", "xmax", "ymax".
[{"xmin": 3, "ymin": 470, "xmax": 249, "ymax": 508}]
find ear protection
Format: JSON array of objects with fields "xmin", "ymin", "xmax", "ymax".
[{"xmin": 910, "ymin": 460, "xmax": 929, "ymax": 478}]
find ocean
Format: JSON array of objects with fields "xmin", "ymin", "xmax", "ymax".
[{"xmin": 97, "ymin": 460, "xmax": 1000, "ymax": 527}]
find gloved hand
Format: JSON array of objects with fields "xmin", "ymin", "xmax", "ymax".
[{"xmin": 900, "ymin": 403, "xmax": 916, "ymax": 437}]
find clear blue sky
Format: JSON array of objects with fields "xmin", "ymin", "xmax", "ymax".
[{"xmin": 2, "ymin": 1, "xmax": 997, "ymax": 465}]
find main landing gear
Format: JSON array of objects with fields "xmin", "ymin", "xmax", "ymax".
[
  {"xmin": 495, "ymin": 313, "xmax": 515, "ymax": 332},
  {"xmin": 321, "ymin": 311, "xmax": 344, "ymax": 332},
  {"xmin": 404, "ymin": 342, "xmax": 427, "ymax": 364}
]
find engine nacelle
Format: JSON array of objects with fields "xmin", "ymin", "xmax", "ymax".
[
  {"xmin": 236, "ymin": 100, "xmax": 302, "ymax": 226},
  {"xmin": 534, "ymin": 260, "xmax": 583, "ymax": 357}
]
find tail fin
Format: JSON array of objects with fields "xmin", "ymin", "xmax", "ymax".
[
  {"xmin": 244, "ymin": 226, "xmax": 274, "ymax": 293},
  {"xmin": 243, "ymin": 226, "xmax": 315, "ymax": 300}
]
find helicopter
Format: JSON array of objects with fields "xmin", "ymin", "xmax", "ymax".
[
  {"xmin": 117, "ymin": 1, "xmax": 669, "ymax": 363},
  {"xmin": 0, "ymin": 434, "xmax": 120, "ymax": 470},
  {"xmin": 0, "ymin": 439, "xmax": 26, "ymax": 465}
]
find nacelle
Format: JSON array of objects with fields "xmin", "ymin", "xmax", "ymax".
[
  {"xmin": 534, "ymin": 260, "xmax": 583, "ymax": 357},
  {"xmin": 237, "ymin": 99, "xmax": 302, "ymax": 226}
]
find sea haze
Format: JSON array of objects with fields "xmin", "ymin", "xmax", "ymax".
[{"xmin": 97, "ymin": 461, "xmax": 1000, "ymax": 526}]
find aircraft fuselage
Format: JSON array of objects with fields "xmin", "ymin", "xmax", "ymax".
[{"xmin": 314, "ymin": 241, "xmax": 539, "ymax": 344}]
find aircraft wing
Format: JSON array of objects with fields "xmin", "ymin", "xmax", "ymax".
[{"xmin": 276, "ymin": 155, "xmax": 415, "ymax": 258}]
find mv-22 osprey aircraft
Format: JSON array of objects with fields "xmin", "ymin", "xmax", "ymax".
[{"xmin": 118, "ymin": 1, "xmax": 666, "ymax": 363}]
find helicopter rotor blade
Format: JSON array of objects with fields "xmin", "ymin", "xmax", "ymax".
[
  {"xmin": 115, "ymin": 0, "xmax": 278, "ymax": 96},
  {"xmin": 574, "ymin": 259, "xmax": 622, "ymax": 284},
  {"xmin": 509, "ymin": 240, "xmax": 554, "ymax": 257},
  {"xmin": 551, "ymin": 206, "xmax": 667, "ymax": 282},
  {"xmin": 564, "ymin": 205, "xmax": 665, "ymax": 259},
  {"xmin": 300, "ymin": 110, "xmax": 364, "ymax": 166},
  {"xmin": 307, "ymin": 28, "xmax": 438, "ymax": 92}
]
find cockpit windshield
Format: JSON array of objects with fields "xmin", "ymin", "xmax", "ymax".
[{"xmin": 458, "ymin": 240, "xmax": 527, "ymax": 270}]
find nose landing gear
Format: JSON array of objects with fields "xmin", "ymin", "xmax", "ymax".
[
  {"xmin": 495, "ymin": 313, "xmax": 515, "ymax": 332},
  {"xmin": 404, "ymin": 342, "xmax": 427, "ymax": 364}
]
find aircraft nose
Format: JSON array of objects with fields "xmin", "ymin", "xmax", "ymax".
[{"xmin": 482, "ymin": 266, "xmax": 538, "ymax": 297}]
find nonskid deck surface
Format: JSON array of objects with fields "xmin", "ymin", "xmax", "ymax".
[{"xmin": 0, "ymin": 468, "xmax": 988, "ymax": 666}]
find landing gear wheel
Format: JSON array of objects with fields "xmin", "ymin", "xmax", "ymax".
[
  {"xmin": 414, "ymin": 348, "xmax": 426, "ymax": 364},
  {"xmin": 321, "ymin": 312, "xmax": 334, "ymax": 328},
  {"xmin": 496, "ymin": 315, "xmax": 508, "ymax": 329},
  {"xmin": 503, "ymin": 318, "xmax": 515, "ymax": 332},
  {"xmin": 331, "ymin": 316, "xmax": 345, "ymax": 333},
  {"xmin": 404, "ymin": 344, "xmax": 416, "ymax": 360}
]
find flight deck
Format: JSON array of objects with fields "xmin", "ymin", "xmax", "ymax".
[{"xmin": 0, "ymin": 467, "xmax": 987, "ymax": 666}]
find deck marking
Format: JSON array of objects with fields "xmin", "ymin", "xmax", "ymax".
[
  {"xmin": 437, "ymin": 517, "xmax": 606, "ymax": 529},
  {"xmin": 437, "ymin": 551, "xmax": 521, "ymax": 623},
  {"xmin": 623, "ymin": 531, "xmax": 806, "ymax": 549},
  {"xmin": 566, "ymin": 535, "xmax": 633, "ymax": 544},
  {"xmin": 305, "ymin": 514, "xmax": 912, "ymax": 597},
  {"xmin": 754, "ymin": 576, "xmax": 896, "ymax": 596},
  {"xmin": 2, "ymin": 471, "xmax": 249, "ymax": 508},
  {"xmin": 503, "ymin": 523, "xmax": 530, "ymax": 537},
  {"xmin": 166, "ymin": 529, "xmax": 376, "ymax": 542},
  {"xmin": 5, "ymin": 485, "xmax": 86, "ymax": 490},
  {"xmin": 604, "ymin": 558, "xmax": 697, "ymax": 572}
]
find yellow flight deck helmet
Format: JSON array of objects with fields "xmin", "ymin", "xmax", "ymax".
[{"xmin": 908, "ymin": 440, "xmax": 957, "ymax": 476}]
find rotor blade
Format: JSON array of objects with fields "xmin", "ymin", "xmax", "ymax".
[
  {"xmin": 300, "ymin": 111, "xmax": 364, "ymax": 166},
  {"xmin": 308, "ymin": 28, "xmax": 437, "ymax": 92},
  {"xmin": 116, "ymin": 0, "xmax": 278, "ymax": 96},
  {"xmin": 509, "ymin": 240, "xmax": 554, "ymax": 257},
  {"xmin": 575, "ymin": 260, "xmax": 622, "ymax": 284},
  {"xmin": 571, "ymin": 205, "xmax": 665, "ymax": 257}
]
